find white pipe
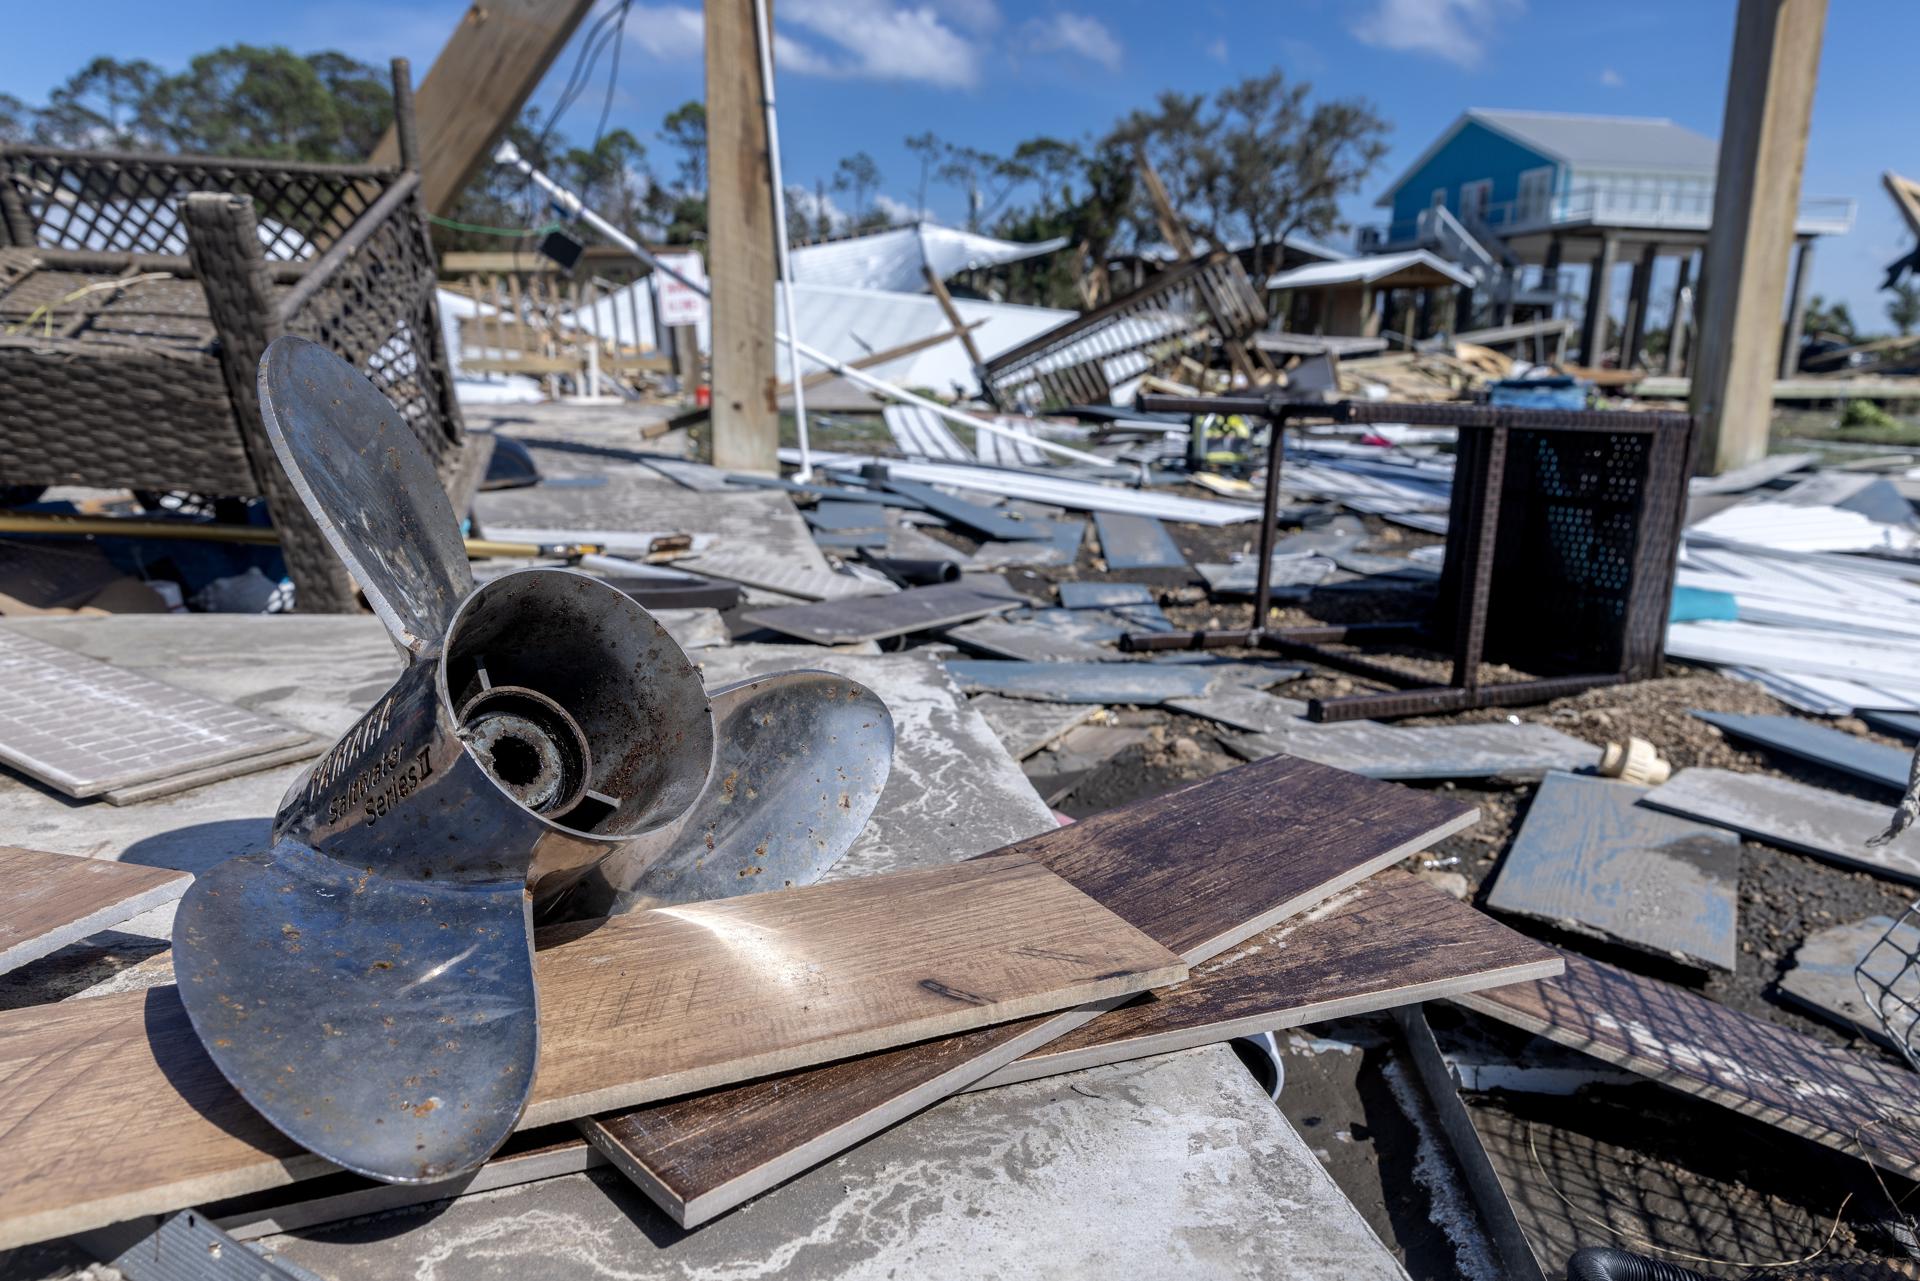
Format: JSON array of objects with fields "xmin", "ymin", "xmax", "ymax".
[
  {"xmin": 751, "ymin": 0, "xmax": 812, "ymax": 482},
  {"xmin": 494, "ymin": 142, "xmax": 1126, "ymax": 474}
]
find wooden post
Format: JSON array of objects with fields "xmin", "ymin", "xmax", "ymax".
[
  {"xmin": 1540, "ymin": 236, "xmax": 1563, "ymax": 317},
  {"xmin": 1578, "ymin": 236, "xmax": 1617, "ymax": 365},
  {"xmin": 924, "ymin": 265, "xmax": 985, "ymax": 368},
  {"xmin": 1690, "ymin": 0, "xmax": 1828, "ymax": 473},
  {"xmin": 706, "ymin": 0, "xmax": 780, "ymax": 473},
  {"xmin": 1621, "ymin": 242, "xmax": 1658, "ymax": 368},
  {"xmin": 1778, "ymin": 237, "xmax": 1816, "ymax": 377},
  {"xmin": 1665, "ymin": 254, "xmax": 1695, "ymax": 376},
  {"xmin": 368, "ymin": 0, "xmax": 597, "ymax": 213}
]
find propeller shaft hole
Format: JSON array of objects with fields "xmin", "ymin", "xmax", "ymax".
[{"xmin": 490, "ymin": 736, "xmax": 542, "ymax": 787}]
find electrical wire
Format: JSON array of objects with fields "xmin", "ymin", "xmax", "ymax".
[
  {"xmin": 592, "ymin": 0, "xmax": 632, "ymax": 151},
  {"xmin": 427, "ymin": 214, "xmax": 565, "ymax": 238}
]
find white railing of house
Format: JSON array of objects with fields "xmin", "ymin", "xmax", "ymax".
[{"xmin": 1368, "ymin": 181, "xmax": 1857, "ymax": 247}]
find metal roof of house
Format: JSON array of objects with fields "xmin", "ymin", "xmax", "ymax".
[
  {"xmin": 1267, "ymin": 250, "xmax": 1475, "ymax": 291},
  {"xmin": 1375, "ymin": 109, "xmax": 1719, "ymax": 204}
]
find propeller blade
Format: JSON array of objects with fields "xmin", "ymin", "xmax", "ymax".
[
  {"xmin": 258, "ymin": 336, "xmax": 474, "ymax": 655},
  {"xmin": 172, "ymin": 840, "xmax": 537, "ymax": 1184},
  {"xmin": 580, "ymin": 670, "xmax": 894, "ymax": 914}
]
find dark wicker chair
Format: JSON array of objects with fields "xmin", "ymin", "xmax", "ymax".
[{"xmin": 0, "ymin": 60, "xmax": 486, "ymax": 611}]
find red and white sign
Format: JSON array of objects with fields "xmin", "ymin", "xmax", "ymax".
[{"xmin": 656, "ymin": 252, "xmax": 709, "ymax": 328}]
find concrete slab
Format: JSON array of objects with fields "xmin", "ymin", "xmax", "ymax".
[
  {"xmin": 1484, "ymin": 772, "xmax": 1740, "ymax": 971},
  {"xmin": 260, "ymin": 1049, "xmax": 1405, "ymax": 1281}
]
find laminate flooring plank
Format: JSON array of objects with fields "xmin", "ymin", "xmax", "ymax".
[
  {"xmin": 582, "ymin": 753, "xmax": 1479, "ymax": 1226},
  {"xmin": 969, "ymin": 869, "xmax": 1563, "ymax": 1089},
  {"xmin": 969, "ymin": 694, "xmax": 1096, "ymax": 760},
  {"xmin": 0, "ymin": 853, "xmax": 1184, "ymax": 1249},
  {"xmin": 1484, "ymin": 771, "xmax": 1741, "ymax": 971},
  {"xmin": 1778, "ymin": 914, "xmax": 1916, "ymax": 1048},
  {"xmin": 0, "ymin": 846, "xmax": 189, "ymax": 976},
  {"xmin": 1640, "ymin": 767, "xmax": 1920, "ymax": 884},
  {"xmin": 741, "ymin": 582, "xmax": 1019, "ymax": 644},
  {"xmin": 1224, "ymin": 719, "xmax": 1596, "ymax": 781},
  {"xmin": 1455, "ymin": 950, "xmax": 1920, "ymax": 1179},
  {"xmin": 1691, "ymin": 710, "xmax": 1911, "ymax": 791},
  {"xmin": 1092, "ymin": 512, "xmax": 1188, "ymax": 571}
]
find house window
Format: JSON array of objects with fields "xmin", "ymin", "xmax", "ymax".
[
  {"xmin": 1460, "ymin": 179, "xmax": 1492, "ymax": 224},
  {"xmin": 1518, "ymin": 167, "xmax": 1553, "ymax": 223}
]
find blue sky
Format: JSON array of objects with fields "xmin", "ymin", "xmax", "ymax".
[{"xmin": 3, "ymin": 0, "xmax": 1914, "ymax": 329}]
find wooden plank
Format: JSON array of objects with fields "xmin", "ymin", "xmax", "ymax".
[
  {"xmin": 0, "ymin": 853, "xmax": 1184, "ymax": 1249},
  {"xmin": 0, "ymin": 846, "xmax": 188, "ymax": 977},
  {"xmin": 705, "ymin": 0, "xmax": 779, "ymax": 472},
  {"xmin": 1484, "ymin": 771, "xmax": 1741, "ymax": 971},
  {"xmin": 1455, "ymin": 949, "xmax": 1920, "ymax": 1180},
  {"xmin": 1224, "ymin": 719, "xmax": 1597, "ymax": 782},
  {"xmin": 1640, "ymin": 767, "xmax": 1920, "ymax": 884},
  {"xmin": 970, "ymin": 869, "xmax": 1563, "ymax": 1089},
  {"xmin": 1092, "ymin": 511, "xmax": 1188, "ymax": 571},
  {"xmin": 1778, "ymin": 914, "xmax": 1914, "ymax": 1047},
  {"xmin": 1693, "ymin": 710, "xmax": 1911, "ymax": 791},
  {"xmin": 580, "ymin": 753, "xmax": 1479, "ymax": 1226},
  {"xmin": 743, "ymin": 582, "xmax": 1018, "ymax": 644},
  {"xmin": 368, "ymin": 1, "xmax": 597, "ymax": 213},
  {"xmin": 969, "ymin": 694, "xmax": 1096, "ymax": 760}
]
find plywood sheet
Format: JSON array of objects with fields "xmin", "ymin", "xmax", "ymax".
[
  {"xmin": 0, "ymin": 629, "xmax": 310, "ymax": 797},
  {"xmin": 0, "ymin": 846, "xmax": 188, "ymax": 976},
  {"xmin": 582, "ymin": 753, "xmax": 1478, "ymax": 1225},
  {"xmin": 741, "ymin": 582, "xmax": 1018, "ymax": 644},
  {"xmin": 970, "ymin": 869, "xmax": 1562, "ymax": 1089},
  {"xmin": 1640, "ymin": 767, "xmax": 1920, "ymax": 884},
  {"xmin": 1692, "ymin": 710, "xmax": 1910, "ymax": 791},
  {"xmin": 1455, "ymin": 950, "xmax": 1920, "ymax": 1180},
  {"xmin": 0, "ymin": 853, "xmax": 1184, "ymax": 1249},
  {"xmin": 1092, "ymin": 511, "xmax": 1188, "ymax": 570},
  {"xmin": 1484, "ymin": 771, "xmax": 1740, "ymax": 971}
]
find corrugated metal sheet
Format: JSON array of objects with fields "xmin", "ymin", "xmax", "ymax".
[
  {"xmin": 791, "ymin": 224, "xmax": 1068, "ymax": 293},
  {"xmin": 1266, "ymin": 250, "xmax": 1475, "ymax": 290},
  {"xmin": 1473, "ymin": 109, "xmax": 1717, "ymax": 173}
]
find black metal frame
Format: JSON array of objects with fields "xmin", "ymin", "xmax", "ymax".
[{"xmin": 1121, "ymin": 393, "xmax": 1697, "ymax": 722}]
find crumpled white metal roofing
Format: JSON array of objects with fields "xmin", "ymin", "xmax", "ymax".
[
  {"xmin": 563, "ymin": 280, "xmax": 1074, "ymax": 398},
  {"xmin": 1266, "ymin": 250, "xmax": 1475, "ymax": 291},
  {"xmin": 791, "ymin": 224, "xmax": 1069, "ymax": 294}
]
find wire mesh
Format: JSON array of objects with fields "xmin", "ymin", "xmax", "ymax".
[{"xmin": 1855, "ymin": 904, "xmax": 1920, "ymax": 1072}]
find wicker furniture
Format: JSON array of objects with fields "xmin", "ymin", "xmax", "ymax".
[
  {"xmin": 1122, "ymin": 394, "xmax": 1697, "ymax": 722},
  {"xmin": 0, "ymin": 60, "xmax": 484, "ymax": 611}
]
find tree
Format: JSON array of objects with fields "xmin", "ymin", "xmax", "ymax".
[
  {"xmin": 937, "ymin": 142, "xmax": 1031, "ymax": 231},
  {"xmin": 565, "ymin": 128, "xmax": 649, "ymax": 231},
  {"xmin": 1803, "ymin": 294, "xmax": 1857, "ymax": 342},
  {"xmin": 832, "ymin": 151, "xmax": 882, "ymax": 223},
  {"xmin": 1108, "ymin": 91, "xmax": 1228, "ymax": 253},
  {"xmin": 1010, "ymin": 137, "xmax": 1081, "ymax": 215},
  {"xmin": 904, "ymin": 131, "xmax": 940, "ymax": 214},
  {"xmin": 34, "ymin": 56, "xmax": 161, "ymax": 147},
  {"xmin": 133, "ymin": 45, "xmax": 390, "ymax": 161},
  {"xmin": 659, "ymin": 101, "xmax": 706, "ymax": 192},
  {"xmin": 0, "ymin": 93, "xmax": 32, "ymax": 143},
  {"xmin": 1890, "ymin": 280, "xmax": 1920, "ymax": 337}
]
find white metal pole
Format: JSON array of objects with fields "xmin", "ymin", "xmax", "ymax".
[
  {"xmin": 495, "ymin": 142, "xmax": 1125, "ymax": 473},
  {"xmin": 752, "ymin": 0, "xmax": 812, "ymax": 481}
]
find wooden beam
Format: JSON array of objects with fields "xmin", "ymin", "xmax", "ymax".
[
  {"xmin": 775, "ymin": 321, "xmax": 984, "ymax": 398},
  {"xmin": 924, "ymin": 266, "xmax": 986, "ymax": 368},
  {"xmin": 1779, "ymin": 237, "xmax": 1816, "ymax": 377},
  {"xmin": 705, "ymin": 0, "xmax": 780, "ymax": 473},
  {"xmin": 1689, "ymin": 0, "xmax": 1828, "ymax": 473},
  {"xmin": 367, "ymin": 0, "xmax": 599, "ymax": 214}
]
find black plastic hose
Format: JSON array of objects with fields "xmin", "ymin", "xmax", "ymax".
[{"xmin": 1565, "ymin": 1247, "xmax": 1712, "ymax": 1281}]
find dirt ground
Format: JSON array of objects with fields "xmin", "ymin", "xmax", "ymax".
[{"xmin": 903, "ymin": 490, "xmax": 1920, "ymax": 1276}]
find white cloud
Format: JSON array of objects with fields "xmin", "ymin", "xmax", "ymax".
[
  {"xmin": 626, "ymin": 1, "xmax": 984, "ymax": 88},
  {"xmin": 1205, "ymin": 36, "xmax": 1230, "ymax": 64},
  {"xmin": 627, "ymin": 5, "xmax": 705, "ymax": 60},
  {"xmin": 874, "ymin": 193, "xmax": 932, "ymax": 223},
  {"xmin": 1599, "ymin": 67, "xmax": 1624, "ymax": 88},
  {"xmin": 787, "ymin": 184, "xmax": 850, "ymax": 232},
  {"xmin": 1019, "ymin": 12, "xmax": 1124, "ymax": 72},
  {"xmin": 1349, "ymin": 0, "xmax": 1523, "ymax": 70}
]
